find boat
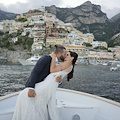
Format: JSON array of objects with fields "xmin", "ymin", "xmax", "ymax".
[
  {"xmin": 18, "ymin": 55, "xmax": 41, "ymax": 65},
  {"xmin": 117, "ymin": 64, "xmax": 120, "ymax": 67},
  {"xmin": 0, "ymin": 88, "xmax": 120, "ymax": 120},
  {"xmin": 102, "ymin": 62, "xmax": 108, "ymax": 66},
  {"xmin": 110, "ymin": 66, "xmax": 118, "ymax": 71},
  {"xmin": 89, "ymin": 60, "xmax": 99, "ymax": 65}
]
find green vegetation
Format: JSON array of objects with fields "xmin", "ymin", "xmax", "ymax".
[
  {"xmin": 83, "ymin": 42, "xmax": 92, "ymax": 47},
  {"xmin": 93, "ymin": 39, "xmax": 97, "ymax": 41},
  {"xmin": 108, "ymin": 50, "xmax": 112, "ymax": 52},
  {"xmin": 49, "ymin": 34, "xmax": 54, "ymax": 37},
  {"xmin": 0, "ymin": 36, "xmax": 15, "ymax": 51},
  {"xmin": 34, "ymin": 9, "xmax": 42, "ymax": 13},
  {"xmin": 15, "ymin": 36, "xmax": 33, "ymax": 51},
  {"xmin": 0, "ymin": 41, "xmax": 10, "ymax": 48},
  {"xmin": 43, "ymin": 35, "xmax": 46, "ymax": 45},
  {"xmin": 8, "ymin": 46, "xmax": 15, "ymax": 51},
  {"xmin": 108, "ymin": 40, "xmax": 114, "ymax": 47},
  {"xmin": 94, "ymin": 46, "xmax": 108, "ymax": 50},
  {"xmin": 0, "ymin": 31, "xmax": 4, "ymax": 36},
  {"xmin": 15, "ymin": 18, "xmax": 27, "ymax": 22},
  {"xmin": 2, "ymin": 35, "xmax": 9, "ymax": 42},
  {"xmin": 27, "ymin": 52, "xmax": 32, "ymax": 55},
  {"xmin": 0, "ymin": 31, "xmax": 33, "ymax": 51},
  {"xmin": 17, "ymin": 30, "xmax": 22, "ymax": 36},
  {"xmin": 25, "ymin": 25, "xmax": 34, "ymax": 28},
  {"xmin": 0, "ymin": 34, "xmax": 11, "ymax": 48}
]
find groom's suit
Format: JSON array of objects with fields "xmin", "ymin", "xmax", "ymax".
[{"xmin": 25, "ymin": 55, "xmax": 52, "ymax": 88}]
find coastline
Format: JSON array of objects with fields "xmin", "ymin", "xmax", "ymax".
[{"xmin": 0, "ymin": 47, "xmax": 32, "ymax": 64}]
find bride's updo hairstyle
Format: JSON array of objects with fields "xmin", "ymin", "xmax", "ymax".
[
  {"xmin": 54, "ymin": 45, "xmax": 66, "ymax": 54},
  {"xmin": 67, "ymin": 51, "xmax": 78, "ymax": 81}
]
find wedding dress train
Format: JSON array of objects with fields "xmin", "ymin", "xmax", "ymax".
[{"xmin": 12, "ymin": 66, "xmax": 73, "ymax": 120}]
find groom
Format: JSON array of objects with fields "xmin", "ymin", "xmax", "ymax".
[{"xmin": 25, "ymin": 45, "xmax": 67, "ymax": 97}]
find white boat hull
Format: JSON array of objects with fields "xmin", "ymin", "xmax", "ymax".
[
  {"xmin": 18, "ymin": 59, "xmax": 37, "ymax": 66},
  {"xmin": 0, "ymin": 88, "xmax": 120, "ymax": 120},
  {"xmin": 18, "ymin": 55, "xmax": 41, "ymax": 66},
  {"xmin": 110, "ymin": 67, "xmax": 118, "ymax": 71}
]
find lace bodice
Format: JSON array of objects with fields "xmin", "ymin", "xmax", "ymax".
[{"xmin": 51, "ymin": 65, "xmax": 73, "ymax": 79}]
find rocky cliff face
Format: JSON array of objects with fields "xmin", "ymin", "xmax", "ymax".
[
  {"xmin": 0, "ymin": 48, "xmax": 31, "ymax": 64},
  {"xmin": 109, "ymin": 13, "xmax": 120, "ymax": 22},
  {"xmin": 46, "ymin": 1, "xmax": 108, "ymax": 28},
  {"xmin": 106, "ymin": 12, "xmax": 120, "ymax": 46},
  {"xmin": 108, "ymin": 33, "xmax": 120, "ymax": 47}
]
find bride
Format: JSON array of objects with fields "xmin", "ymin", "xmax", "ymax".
[{"xmin": 12, "ymin": 51, "xmax": 78, "ymax": 120}]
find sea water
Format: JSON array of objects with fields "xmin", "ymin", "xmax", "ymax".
[{"xmin": 0, "ymin": 64, "xmax": 120, "ymax": 102}]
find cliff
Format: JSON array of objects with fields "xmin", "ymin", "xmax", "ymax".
[
  {"xmin": 45, "ymin": 1, "xmax": 109, "ymax": 41},
  {"xmin": 0, "ymin": 48, "xmax": 31, "ymax": 64},
  {"xmin": 0, "ymin": 9, "xmax": 17, "ymax": 20}
]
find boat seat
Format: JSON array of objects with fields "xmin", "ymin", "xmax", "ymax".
[{"xmin": 57, "ymin": 99, "xmax": 93, "ymax": 109}]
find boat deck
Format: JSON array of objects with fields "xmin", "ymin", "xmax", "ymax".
[{"xmin": 0, "ymin": 88, "xmax": 120, "ymax": 120}]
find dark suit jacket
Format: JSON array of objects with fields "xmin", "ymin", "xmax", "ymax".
[{"xmin": 25, "ymin": 55, "xmax": 52, "ymax": 88}]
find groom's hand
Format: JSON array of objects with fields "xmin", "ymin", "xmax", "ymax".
[
  {"xmin": 56, "ymin": 75, "xmax": 62, "ymax": 83},
  {"xmin": 28, "ymin": 89, "xmax": 36, "ymax": 97}
]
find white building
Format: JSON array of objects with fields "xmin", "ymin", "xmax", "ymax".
[
  {"xmin": 67, "ymin": 31, "xmax": 77, "ymax": 39},
  {"xmin": 44, "ymin": 12, "xmax": 56, "ymax": 22},
  {"xmin": 12, "ymin": 37, "xmax": 18, "ymax": 43},
  {"xmin": 22, "ymin": 27, "xmax": 32, "ymax": 36},
  {"xmin": 32, "ymin": 42, "xmax": 43, "ymax": 50},
  {"xmin": 31, "ymin": 20, "xmax": 45, "ymax": 25},
  {"xmin": 81, "ymin": 33, "xmax": 94, "ymax": 44},
  {"xmin": 64, "ymin": 23, "xmax": 73, "ymax": 31},
  {"xmin": 32, "ymin": 35, "xmax": 44, "ymax": 51},
  {"xmin": 67, "ymin": 31, "xmax": 84, "ymax": 46},
  {"xmin": 33, "ymin": 36, "xmax": 44, "ymax": 43},
  {"xmin": 31, "ymin": 15, "xmax": 45, "ymax": 21},
  {"xmin": 92, "ymin": 41, "xmax": 108, "ymax": 48},
  {"xmin": 0, "ymin": 25, "xmax": 3, "ymax": 31}
]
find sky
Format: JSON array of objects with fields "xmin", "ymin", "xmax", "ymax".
[{"xmin": 0, "ymin": 0, "xmax": 120, "ymax": 19}]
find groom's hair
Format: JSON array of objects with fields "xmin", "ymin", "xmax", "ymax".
[{"xmin": 54, "ymin": 45, "xmax": 66, "ymax": 54}]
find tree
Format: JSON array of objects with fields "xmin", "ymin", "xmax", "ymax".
[
  {"xmin": 26, "ymin": 32, "xmax": 30, "ymax": 36},
  {"xmin": 0, "ymin": 31, "xmax": 4, "ymax": 36},
  {"xmin": 43, "ymin": 35, "xmax": 46, "ymax": 45},
  {"xmin": 94, "ymin": 46, "xmax": 108, "ymax": 50},
  {"xmin": 2, "ymin": 36, "xmax": 9, "ymax": 42},
  {"xmin": 108, "ymin": 50, "xmax": 112, "ymax": 52},
  {"xmin": 16, "ymin": 18, "xmax": 27, "ymax": 22},
  {"xmin": 26, "ymin": 38, "xmax": 33, "ymax": 51},
  {"xmin": 8, "ymin": 46, "xmax": 15, "ymax": 51},
  {"xmin": 17, "ymin": 31, "xmax": 22, "ymax": 36},
  {"xmin": 15, "ymin": 37, "xmax": 22, "ymax": 45},
  {"xmin": 83, "ymin": 42, "xmax": 92, "ymax": 47}
]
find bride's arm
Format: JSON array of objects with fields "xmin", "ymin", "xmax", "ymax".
[{"xmin": 50, "ymin": 54, "xmax": 70, "ymax": 73}]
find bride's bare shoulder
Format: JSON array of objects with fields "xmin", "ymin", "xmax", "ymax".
[{"xmin": 60, "ymin": 61, "xmax": 72, "ymax": 70}]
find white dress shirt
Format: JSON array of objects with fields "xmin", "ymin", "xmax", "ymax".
[{"xmin": 55, "ymin": 57, "xmax": 58, "ymax": 65}]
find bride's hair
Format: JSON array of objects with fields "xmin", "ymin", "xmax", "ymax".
[
  {"xmin": 54, "ymin": 45, "xmax": 66, "ymax": 54},
  {"xmin": 67, "ymin": 51, "xmax": 78, "ymax": 81}
]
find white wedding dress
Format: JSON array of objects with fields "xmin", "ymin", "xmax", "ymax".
[{"xmin": 12, "ymin": 66, "xmax": 73, "ymax": 120}]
